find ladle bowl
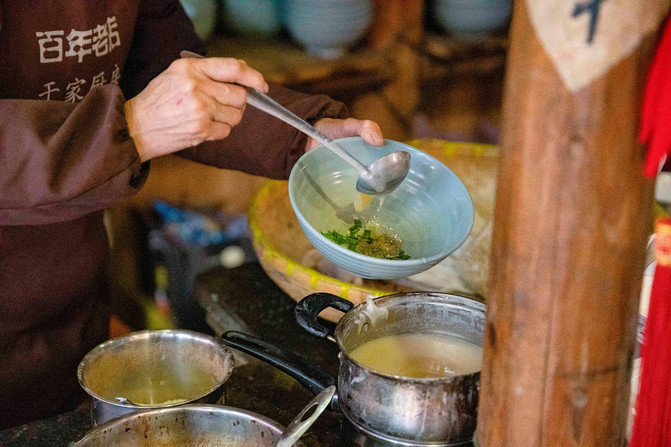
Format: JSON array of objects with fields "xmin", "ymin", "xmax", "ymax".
[{"xmin": 355, "ymin": 150, "xmax": 411, "ymax": 195}]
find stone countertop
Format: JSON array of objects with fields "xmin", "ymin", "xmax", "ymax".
[
  {"xmin": 195, "ymin": 262, "xmax": 476, "ymax": 447},
  {"xmin": 0, "ymin": 262, "xmax": 345, "ymax": 447},
  {"xmin": 0, "ymin": 407, "xmax": 92, "ymax": 447},
  {"xmin": 0, "ymin": 262, "xmax": 476, "ymax": 446},
  {"xmin": 195, "ymin": 261, "xmax": 345, "ymax": 446}
]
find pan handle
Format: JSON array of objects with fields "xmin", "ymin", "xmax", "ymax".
[
  {"xmin": 294, "ymin": 293, "xmax": 354, "ymax": 340},
  {"xmin": 221, "ymin": 331, "xmax": 339, "ymax": 410}
]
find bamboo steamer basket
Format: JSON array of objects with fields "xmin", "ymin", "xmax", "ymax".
[{"xmin": 248, "ymin": 139, "xmax": 499, "ymax": 322}]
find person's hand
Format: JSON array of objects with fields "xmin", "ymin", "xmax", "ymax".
[
  {"xmin": 305, "ymin": 118, "xmax": 384, "ymax": 151},
  {"xmin": 124, "ymin": 57, "xmax": 269, "ymax": 162}
]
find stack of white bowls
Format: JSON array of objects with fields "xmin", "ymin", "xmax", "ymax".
[
  {"xmin": 222, "ymin": 0, "xmax": 283, "ymax": 37},
  {"xmin": 283, "ymin": 0, "xmax": 373, "ymax": 59},
  {"xmin": 432, "ymin": 0, "xmax": 512, "ymax": 41}
]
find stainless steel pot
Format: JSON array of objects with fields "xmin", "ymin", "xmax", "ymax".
[
  {"xmin": 78, "ymin": 330, "xmax": 234, "ymax": 425},
  {"xmin": 223, "ymin": 291, "xmax": 485, "ymax": 446},
  {"xmin": 72, "ymin": 404, "xmax": 304, "ymax": 447}
]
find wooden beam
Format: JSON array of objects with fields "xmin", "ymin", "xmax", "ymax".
[{"xmin": 475, "ymin": 1, "xmax": 666, "ymax": 445}]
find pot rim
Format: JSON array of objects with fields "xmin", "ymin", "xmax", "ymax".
[
  {"xmin": 340, "ymin": 407, "xmax": 475, "ymax": 447},
  {"xmin": 73, "ymin": 404, "xmax": 288, "ymax": 446},
  {"xmin": 334, "ymin": 291, "xmax": 485, "ymax": 383},
  {"xmin": 77, "ymin": 329, "xmax": 234, "ymax": 408}
]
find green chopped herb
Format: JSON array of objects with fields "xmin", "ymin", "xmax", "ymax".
[
  {"xmin": 322, "ymin": 219, "xmax": 410, "ymax": 260},
  {"xmin": 349, "ymin": 219, "xmax": 362, "ymax": 234}
]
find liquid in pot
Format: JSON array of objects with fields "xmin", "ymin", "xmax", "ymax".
[
  {"xmin": 111, "ymin": 367, "xmax": 218, "ymax": 405},
  {"xmin": 349, "ymin": 333, "xmax": 483, "ymax": 378},
  {"xmin": 84, "ymin": 352, "xmax": 223, "ymax": 406}
]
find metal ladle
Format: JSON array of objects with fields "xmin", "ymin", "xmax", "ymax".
[
  {"xmin": 275, "ymin": 385, "xmax": 336, "ymax": 447},
  {"xmin": 180, "ymin": 51, "xmax": 411, "ymax": 195}
]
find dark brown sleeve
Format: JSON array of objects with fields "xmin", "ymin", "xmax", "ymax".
[
  {"xmin": 120, "ymin": 0, "xmax": 348, "ymax": 180},
  {"xmin": 120, "ymin": 0, "xmax": 206, "ymax": 99},
  {"xmin": 0, "ymin": 85, "xmax": 147, "ymax": 225},
  {"xmin": 178, "ymin": 84, "xmax": 350, "ymax": 179}
]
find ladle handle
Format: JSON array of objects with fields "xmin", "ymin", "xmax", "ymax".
[
  {"xmin": 244, "ymin": 90, "xmax": 370, "ymax": 175},
  {"xmin": 221, "ymin": 331, "xmax": 338, "ymax": 408},
  {"xmin": 295, "ymin": 293, "xmax": 354, "ymax": 340},
  {"xmin": 180, "ymin": 50, "xmax": 370, "ymax": 176},
  {"xmin": 275, "ymin": 386, "xmax": 336, "ymax": 447}
]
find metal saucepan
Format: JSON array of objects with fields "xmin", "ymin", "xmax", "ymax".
[
  {"xmin": 78, "ymin": 329, "xmax": 234, "ymax": 425},
  {"xmin": 73, "ymin": 387, "xmax": 336, "ymax": 447},
  {"xmin": 222, "ymin": 291, "xmax": 485, "ymax": 446},
  {"xmin": 72, "ymin": 404, "xmax": 304, "ymax": 447}
]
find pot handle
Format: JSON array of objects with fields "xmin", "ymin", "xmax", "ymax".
[
  {"xmin": 221, "ymin": 331, "xmax": 338, "ymax": 409},
  {"xmin": 294, "ymin": 293, "xmax": 354, "ymax": 339}
]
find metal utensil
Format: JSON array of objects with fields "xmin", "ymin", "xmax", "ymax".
[
  {"xmin": 78, "ymin": 329, "xmax": 234, "ymax": 425},
  {"xmin": 73, "ymin": 405, "xmax": 305, "ymax": 447},
  {"xmin": 180, "ymin": 50, "xmax": 411, "ymax": 195},
  {"xmin": 223, "ymin": 292, "xmax": 485, "ymax": 445},
  {"xmin": 114, "ymin": 397, "xmax": 137, "ymax": 406},
  {"xmin": 276, "ymin": 385, "xmax": 336, "ymax": 447}
]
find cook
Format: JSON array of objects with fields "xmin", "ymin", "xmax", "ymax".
[{"xmin": 0, "ymin": 0, "xmax": 384, "ymax": 428}]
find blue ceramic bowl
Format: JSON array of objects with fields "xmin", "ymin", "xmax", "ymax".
[
  {"xmin": 288, "ymin": 138, "xmax": 474, "ymax": 279},
  {"xmin": 433, "ymin": 0, "xmax": 512, "ymax": 41},
  {"xmin": 222, "ymin": 0, "xmax": 283, "ymax": 37},
  {"xmin": 284, "ymin": 0, "xmax": 373, "ymax": 59},
  {"xmin": 180, "ymin": 0, "xmax": 217, "ymax": 41}
]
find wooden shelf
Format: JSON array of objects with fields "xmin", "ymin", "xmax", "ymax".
[
  {"xmin": 206, "ymin": 35, "xmax": 395, "ymax": 102},
  {"xmin": 416, "ymin": 33, "xmax": 508, "ymax": 82}
]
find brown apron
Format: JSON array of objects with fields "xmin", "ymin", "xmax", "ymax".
[{"xmin": 0, "ymin": 212, "xmax": 110, "ymax": 428}]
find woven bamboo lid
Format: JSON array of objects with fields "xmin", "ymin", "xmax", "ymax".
[{"xmin": 248, "ymin": 139, "xmax": 499, "ymax": 322}]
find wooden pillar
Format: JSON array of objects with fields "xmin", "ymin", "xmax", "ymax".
[{"xmin": 475, "ymin": 1, "xmax": 668, "ymax": 446}]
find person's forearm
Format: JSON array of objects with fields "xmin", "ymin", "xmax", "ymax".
[
  {"xmin": 0, "ymin": 85, "xmax": 147, "ymax": 225},
  {"xmin": 177, "ymin": 84, "xmax": 349, "ymax": 179},
  {"xmin": 122, "ymin": 57, "xmax": 269, "ymax": 163}
]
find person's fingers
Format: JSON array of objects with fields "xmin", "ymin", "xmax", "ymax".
[
  {"xmin": 205, "ymin": 122, "xmax": 235, "ymax": 142},
  {"xmin": 202, "ymin": 81, "xmax": 248, "ymax": 109},
  {"xmin": 358, "ymin": 120, "xmax": 384, "ymax": 146},
  {"xmin": 210, "ymin": 103, "xmax": 245, "ymax": 128},
  {"xmin": 186, "ymin": 57, "xmax": 269, "ymax": 92},
  {"xmin": 316, "ymin": 118, "xmax": 384, "ymax": 145},
  {"xmin": 171, "ymin": 77, "xmax": 246, "ymax": 135},
  {"xmin": 128, "ymin": 59, "xmax": 264, "ymax": 161},
  {"xmin": 182, "ymin": 95, "xmax": 243, "ymax": 140}
]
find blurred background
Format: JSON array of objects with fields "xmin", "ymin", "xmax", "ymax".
[{"xmin": 106, "ymin": 0, "xmax": 511, "ymax": 337}]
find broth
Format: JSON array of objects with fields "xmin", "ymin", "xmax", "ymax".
[
  {"xmin": 94, "ymin": 364, "xmax": 219, "ymax": 406},
  {"xmin": 354, "ymin": 191, "xmax": 374, "ymax": 212},
  {"xmin": 349, "ymin": 333, "xmax": 483, "ymax": 378}
]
